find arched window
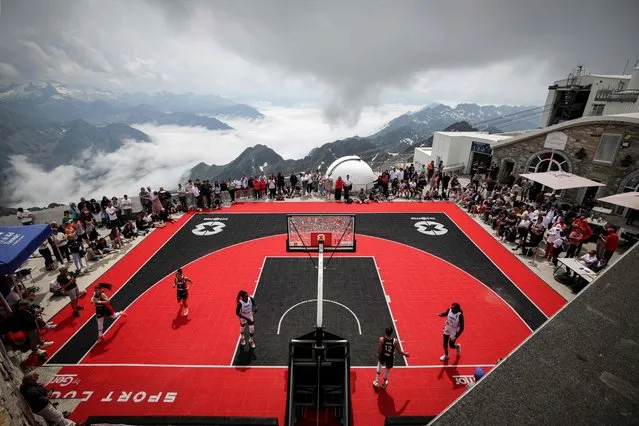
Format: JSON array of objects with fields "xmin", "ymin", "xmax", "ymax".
[
  {"xmin": 621, "ymin": 174, "xmax": 639, "ymax": 193},
  {"xmin": 526, "ymin": 151, "xmax": 571, "ymax": 173}
]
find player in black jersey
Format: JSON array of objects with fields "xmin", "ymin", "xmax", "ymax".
[
  {"xmin": 173, "ymin": 268, "xmax": 193, "ymax": 316},
  {"xmin": 91, "ymin": 283, "xmax": 127, "ymax": 342},
  {"xmin": 373, "ymin": 327, "xmax": 409, "ymax": 389}
]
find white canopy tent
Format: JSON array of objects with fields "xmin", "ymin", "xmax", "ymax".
[
  {"xmin": 597, "ymin": 192, "xmax": 639, "ymax": 210},
  {"xmin": 519, "ymin": 172, "xmax": 606, "ymax": 190}
]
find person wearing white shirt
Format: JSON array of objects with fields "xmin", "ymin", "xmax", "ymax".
[
  {"xmin": 17, "ymin": 208, "xmax": 34, "ymax": 225},
  {"xmin": 579, "ymin": 250, "xmax": 598, "ymax": 269},
  {"xmin": 105, "ymin": 203, "xmax": 118, "ymax": 228},
  {"xmin": 120, "ymin": 195, "xmax": 133, "ymax": 220}
]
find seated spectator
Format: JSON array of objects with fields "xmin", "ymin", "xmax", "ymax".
[
  {"xmin": 85, "ymin": 242, "xmax": 103, "ymax": 262},
  {"xmin": 357, "ymin": 189, "xmax": 369, "ymax": 204},
  {"xmin": 122, "ymin": 221, "xmax": 137, "ymax": 239},
  {"xmin": 579, "ymin": 250, "xmax": 598, "ymax": 269},
  {"xmin": 21, "ymin": 371, "xmax": 75, "ymax": 425},
  {"xmin": 109, "ymin": 227, "xmax": 124, "ymax": 249},
  {"xmin": 50, "ymin": 278, "xmax": 65, "ymax": 297}
]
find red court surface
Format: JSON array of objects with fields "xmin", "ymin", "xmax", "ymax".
[{"xmin": 41, "ymin": 202, "xmax": 566, "ymax": 425}]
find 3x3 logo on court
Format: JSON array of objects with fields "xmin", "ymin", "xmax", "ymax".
[
  {"xmin": 192, "ymin": 218, "xmax": 227, "ymax": 236},
  {"xmin": 411, "ymin": 217, "xmax": 448, "ymax": 236}
]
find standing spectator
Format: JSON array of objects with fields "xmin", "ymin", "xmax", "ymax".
[
  {"xmin": 17, "ymin": 208, "xmax": 34, "ymax": 225},
  {"xmin": 324, "ymin": 176, "xmax": 333, "ymax": 199},
  {"xmin": 89, "ymin": 199, "xmax": 102, "ymax": 226},
  {"xmin": 139, "ymin": 187, "xmax": 152, "ymax": 213},
  {"xmin": 39, "ymin": 241, "xmax": 56, "ymax": 271},
  {"xmin": 441, "ymin": 172, "xmax": 451, "ymax": 199},
  {"xmin": 343, "ymin": 175, "xmax": 352, "ymax": 201},
  {"xmin": 57, "ymin": 266, "xmax": 83, "ymax": 317},
  {"xmin": 121, "ymin": 194, "xmax": 133, "ymax": 220},
  {"xmin": 105, "ymin": 202, "xmax": 119, "ymax": 229},
  {"xmin": 177, "ymin": 184, "xmax": 188, "ymax": 211},
  {"xmin": 601, "ymin": 228, "xmax": 619, "ymax": 265},
  {"xmin": 52, "ymin": 229, "xmax": 70, "ymax": 263},
  {"xmin": 228, "ymin": 179, "xmax": 236, "ymax": 203},
  {"xmin": 21, "ymin": 371, "xmax": 75, "ymax": 425},
  {"xmin": 335, "ymin": 176, "xmax": 344, "ymax": 201},
  {"xmin": 289, "ymin": 172, "xmax": 298, "ymax": 197},
  {"xmin": 277, "ymin": 172, "xmax": 285, "ymax": 195},
  {"xmin": 268, "ymin": 176, "xmax": 277, "ymax": 199}
]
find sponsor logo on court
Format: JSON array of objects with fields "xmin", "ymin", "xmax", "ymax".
[
  {"xmin": 47, "ymin": 375, "xmax": 178, "ymax": 403},
  {"xmin": 192, "ymin": 221, "xmax": 226, "ymax": 236},
  {"xmin": 453, "ymin": 375, "xmax": 476, "ymax": 385},
  {"xmin": 413, "ymin": 220, "xmax": 448, "ymax": 236},
  {"xmin": 48, "ymin": 374, "xmax": 80, "ymax": 387}
]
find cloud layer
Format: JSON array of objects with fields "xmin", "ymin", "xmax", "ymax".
[
  {"xmin": 5, "ymin": 104, "xmax": 416, "ymax": 207},
  {"xmin": 1, "ymin": 0, "xmax": 637, "ymax": 123}
]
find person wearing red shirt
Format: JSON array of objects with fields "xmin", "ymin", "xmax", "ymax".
[
  {"xmin": 335, "ymin": 177, "xmax": 344, "ymax": 201},
  {"xmin": 602, "ymin": 228, "xmax": 619, "ymax": 264}
]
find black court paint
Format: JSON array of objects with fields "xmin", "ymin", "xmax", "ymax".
[
  {"xmin": 232, "ymin": 257, "xmax": 401, "ymax": 367},
  {"xmin": 49, "ymin": 212, "xmax": 546, "ymax": 365}
]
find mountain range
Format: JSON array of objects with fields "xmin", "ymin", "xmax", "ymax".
[
  {"xmin": 0, "ymin": 82, "xmax": 263, "ymax": 122},
  {"xmin": 0, "ymin": 106, "xmax": 151, "ymax": 173},
  {"xmin": 189, "ymin": 102, "xmax": 539, "ymax": 181},
  {"xmin": 0, "ymin": 81, "xmax": 542, "ymax": 206}
]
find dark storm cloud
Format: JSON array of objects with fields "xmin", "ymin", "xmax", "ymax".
[{"xmin": 1, "ymin": 0, "xmax": 638, "ymax": 123}]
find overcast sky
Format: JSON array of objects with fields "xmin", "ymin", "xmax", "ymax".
[{"xmin": 1, "ymin": 0, "xmax": 638, "ymax": 124}]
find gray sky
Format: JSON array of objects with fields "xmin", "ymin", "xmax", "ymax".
[{"xmin": 1, "ymin": 0, "xmax": 638, "ymax": 124}]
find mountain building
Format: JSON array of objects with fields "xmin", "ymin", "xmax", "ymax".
[
  {"xmin": 490, "ymin": 113, "xmax": 639, "ymax": 216},
  {"xmin": 413, "ymin": 132, "xmax": 512, "ymax": 174},
  {"xmin": 540, "ymin": 61, "xmax": 639, "ymax": 127}
]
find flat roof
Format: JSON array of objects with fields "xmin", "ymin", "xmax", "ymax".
[
  {"xmin": 431, "ymin": 244, "xmax": 639, "ymax": 425},
  {"xmin": 590, "ymin": 74, "xmax": 632, "ymax": 79},
  {"xmin": 436, "ymin": 132, "xmax": 513, "ymax": 142}
]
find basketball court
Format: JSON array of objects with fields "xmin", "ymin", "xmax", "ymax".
[{"xmin": 39, "ymin": 202, "xmax": 566, "ymax": 425}]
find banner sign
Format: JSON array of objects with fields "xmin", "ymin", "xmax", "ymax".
[
  {"xmin": 471, "ymin": 141, "xmax": 492, "ymax": 155},
  {"xmin": 544, "ymin": 132, "xmax": 568, "ymax": 150}
]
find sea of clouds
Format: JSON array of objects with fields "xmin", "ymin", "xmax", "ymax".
[{"xmin": 5, "ymin": 104, "xmax": 418, "ymax": 207}]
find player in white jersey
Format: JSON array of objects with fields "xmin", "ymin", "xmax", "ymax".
[
  {"xmin": 373, "ymin": 327, "xmax": 409, "ymax": 389},
  {"xmin": 236, "ymin": 290, "xmax": 257, "ymax": 348},
  {"xmin": 437, "ymin": 302, "xmax": 464, "ymax": 361}
]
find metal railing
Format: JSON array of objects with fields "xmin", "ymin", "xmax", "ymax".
[{"xmin": 594, "ymin": 89, "xmax": 639, "ymax": 103}]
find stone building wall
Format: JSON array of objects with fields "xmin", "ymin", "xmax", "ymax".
[
  {"xmin": 0, "ymin": 344, "xmax": 43, "ymax": 426},
  {"xmin": 491, "ymin": 121, "xmax": 639, "ymax": 198}
]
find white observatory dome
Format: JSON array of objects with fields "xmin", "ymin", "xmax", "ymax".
[{"xmin": 326, "ymin": 156, "xmax": 378, "ymax": 189}]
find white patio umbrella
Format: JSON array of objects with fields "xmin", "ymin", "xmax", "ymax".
[
  {"xmin": 597, "ymin": 192, "xmax": 639, "ymax": 210},
  {"xmin": 519, "ymin": 172, "xmax": 606, "ymax": 190}
]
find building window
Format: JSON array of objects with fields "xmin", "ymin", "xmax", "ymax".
[
  {"xmin": 591, "ymin": 104, "xmax": 605, "ymax": 116},
  {"xmin": 593, "ymin": 133, "xmax": 622, "ymax": 165},
  {"xmin": 527, "ymin": 151, "xmax": 570, "ymax": 173}
]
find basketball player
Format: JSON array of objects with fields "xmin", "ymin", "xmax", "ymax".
[
  {"xmin": 173, "ymin": 268, "xmax": 193, "ymax": 316},
  {"xmin": 373, "ymin": 327, "xmax": 409, "ymax": 389},
  {"xmin": 236, "ymin": 290, "xmax": 257, "ymax": 348},
  {"xmin": 438, "ymin": 302, "xmax": 464, "ymax": 361},
  {"xmin": 91, "ymin": 283, "xmax": 127, "ymax": 342}
]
